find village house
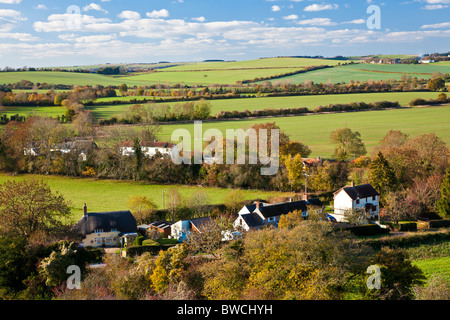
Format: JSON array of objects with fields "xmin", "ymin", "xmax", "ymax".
[
  {"xmin": 118, "ymin": 140, "xmax": 176, "ymax": 158},
  {"xmin": 74, "ymin": 204, "xmax": 138, "ymax": 248},
  {"xmin": 233, "ymin": 199, "xmax": 322, "ymax": 232},
  {"xmin": 331, "ymin": 183, "xmax": 380, "ymax": 223}
]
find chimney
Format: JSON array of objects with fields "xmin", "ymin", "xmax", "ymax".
[
  {"xmin": 83, "ymin": 203, "xmax": 88, "ymax": 217},
  {"xmin": 302, "ymin": 193, "xmax": 308, "ymax": 201},
  {"xmin": 351, "ymin": 181, "xmax": 355, "ymax": 187},
  {"xmin": 256, "ymin": 201, "xmax": 260, "ymax": 209}
]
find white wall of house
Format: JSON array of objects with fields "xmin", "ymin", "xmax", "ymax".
[
  {"xmin": 170, "ymin": 220, "xmax": 190, "ymax": 238},
  {"xmin": 83, "ymin": 231, "xmax": 121, "ymax": 248},
  {"xmin": 333, "ymin": 191, "xmax": 379, "ymax": 222}
]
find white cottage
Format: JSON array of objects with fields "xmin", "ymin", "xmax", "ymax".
[
  {"xmin": 331, "ymin": 183, "xmax": 380, "ymax": 222},
  {"xmin": 119, "ymin": 140, "xmax": 176, "ymax": 158}
]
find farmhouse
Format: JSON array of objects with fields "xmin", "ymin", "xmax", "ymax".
[
  {"xmin": 74, "ymin": 204, "xmax": 138, "ymax": 248},
  {"xmin": 119, "ymin": 140, "xmax": 176, "ymax": 158},
  {"xmin": 331, "ymin": 183, "xmax": 380, "ymax": 223},
  {"xmin": 24, "ymin": 139, "xmax": 98, "ymax": 161},
  {"xmin": 233, "ymin": 199, "xmax": 322, "ymax": 231}
]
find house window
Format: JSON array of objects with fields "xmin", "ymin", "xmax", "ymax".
[
  {"xmin": 356, "ymin": 199, "xmax": 360, "ymax": 205},
  {"xmin": 373, "ymin": 196, "xmax": 376, "ymax": 201},
  {"xmin": 111, "ymin": 229, "xmax": 118, "ymax": 232},
  {"xmin": 94, "ymin": 229, "xmax": 104, "ymax": 233}
]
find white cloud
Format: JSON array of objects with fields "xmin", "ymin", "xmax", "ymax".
[
  {"xmin": 423, "ymin": 4, "xmax": 448, "ymax": 9},
  {"xmin": 283, "ymin": 14, "xmax": 298, "ymax": 20},
  {"xmin": 343, "ymin": 19, "xmax": 366, "ymax": 25},
  {"xmin": 0, "ymin": 0, "xmax": 22, "ymax": 3},
  {"xmin": 304, "ymin": 4, "xmax": 339, "ymax": 12},
  {"xmin": 118, "ymin": 11, "xmax": 141, "ymax": 20},
  {"xmin": 83, "ymin": 3, "xmax": 108, "ymax": 14},
  {"xmin": 271, "ymin": 5, "xmax": 281, "ymax": 12},
  {"xmin": 192, "ymin": 16, "xmax": 206, "ymax": 22},
  {"xmin": 0, "ymin": 32, "xmax": 38, "ymax": 41},
  {"xmin": 421, "ymin": 21, "xmax": 450, "ymax": 28},
  {"xmin": 297, "ymin": 18, "xmax": 337, "ymax": 26},
  {"xmin": 146, "ymin": 9, "xmax": 169, "ymax": 18},
  {"xmin": 34, "ymin": 4, "xmax": 47, "ymax": 10}
]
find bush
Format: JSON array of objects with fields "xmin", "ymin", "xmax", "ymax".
[
  {"xmin": 142, "ymin": 239, "xmax": 160, "ymax": 246},
  {"xmin": 429, "ymin": 219, "xmax": 450, "ymax": 229},
  {"xmin": 398, "ymin": 222, "xmax": 418, "ymax": 232},
  {"xmin": 132, "ymin": 236, "xmax": 145, "ymax": 247}
]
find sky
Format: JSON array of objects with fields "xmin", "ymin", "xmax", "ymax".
[{"xmin": 0, "ymin": 0, "xmax": 449, "ymax": 68}]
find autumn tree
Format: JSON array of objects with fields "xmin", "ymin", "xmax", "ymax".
[
  {"xmin": 280, "ymin": 141, "xmax": 312, "ymax": 163},
  {"xmin": 284, "ymin": 154, "xmax": 305, "ymax": 191},
  {"xmin": 427, "ymin": 77, "xmax": 445, "ymax": 91},
  {"xmin": 330, "ymin": 128, "xmax": 367, "ymax": 161},
  {"xmin": 278, "ymin": 210, "xmax": 305, "ymax": 229},
  {"xmin": 223, "ymin": 189, "xmax": 245, "ymax": 213},
  {"xmin": 0, "ymin": 180, "xmax": 72, "ymax": 238},
  {"xmin": 127, "ymin": 195, "xmax": 158, "ymax": 224}
]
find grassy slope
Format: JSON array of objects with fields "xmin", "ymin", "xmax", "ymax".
[
  {"xmin": 84, "ymin": 91, "xmax": 443, "ymax": 121},
  {"xmin": 269, "ymin": 63, "xmax": 450, "ymax": 84},
  {"xmin": 157, "ymin": 105, "xmax": 450, "ymax": 158},
  {"xmin": 0, "ymin": 174, "xmax": 292, "ymax": 222}
]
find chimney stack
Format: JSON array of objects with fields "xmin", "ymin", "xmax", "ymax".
[
  {"xmin": 351, "ymin": 181, "xmax": 355, "ymax": 187},
  {"xmin": 302, "ymin": 193, "xmax": 308, "ymax": 201},
  {"xmin": 256, "ymin": 201, "xmax": 260, "ymax": 209},
  {"xmin": 83, "ymin": 203, "xmax": 88, "ymax": 217}
]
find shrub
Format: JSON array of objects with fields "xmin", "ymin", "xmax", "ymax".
[
  {"xmin": 429, "ymin": 219, "xmax": 450, "ymax": 229},
  {"xmin": 398, "ymin": 222, "xmax": 418, "ymax": 232},
  {"xmin": 132, "ymin": 236, "xmax": 145, "ymax": 247},
  {"xmin": 142, "ymin": 239, "xmax": 160, "ymax": 246},
  {"xmin": 125, "ymin": 245, "xmax": 174, "ymax": 258},
  {"xmin": 409, "ymin": 98, "xmax": 426, "ymax": 106}
]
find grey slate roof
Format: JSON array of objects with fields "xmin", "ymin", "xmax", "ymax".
[
  {"xmin": 257, "ymin": 200, "xmax": 308, "ymax": 218},
  {"xmin": 74, "ymin": 211, "xmax": 137, "ymax": 237},
  {"xmin": 339, "ymin": 184, "xmax": 379, "ymax": 200},
  {"xmin": 241, "ymin": 212, "xmax": 265, "ymax": 228}
]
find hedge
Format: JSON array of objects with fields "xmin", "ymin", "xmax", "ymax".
[
  {"xmin": 342, "ymin": 224, "xmax": 390, "ymax": 236},
  {"xmin": 364, "ymin": 230, "xmax": 450, "ymax": 250},
  {"xmin": 429, "ymin": 219, "xmax": 450, "ymax": 228},
  {"xmin": 125, "ymin": 244, "xmax": 176, "ymax": 257},
  {"xmin": 398, "ymin": 222, "xmax": 418, "ymax": 232}
]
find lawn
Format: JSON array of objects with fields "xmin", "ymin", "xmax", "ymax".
[
  {"xmin": 156, "ymin": 105, "xmax": 450, "ymax": 158},
  {"xmin": 0, "ymin": 173, "xmax": 292, "ymax": 223},
  {"xmin": 413, "ymin": 257, "xmax": 450, "ymax": 283}
]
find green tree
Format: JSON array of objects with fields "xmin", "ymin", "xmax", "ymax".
[
  {"xmin": 0, "ymin": 180, "xmax": 72, "ymax": 238},
  {"xmin": 119, "ymin": 83, "xmax": 128, "ymax": 96},
  {"xmin": 223, "ymin": 190, "xmax": 245, "ymax": 213},
  {"xmin": 368, "ymin": 152, "xmax": 397, "ymax": 200},
  {"xmin": 133, "ymin": 138, "xmax": 143, "ymax": 180},
  {"xmin": 0, "ymin": 236, "xmax": 29, "ymax": 294},
  {"xmin": 330, "ymin": 128, "xmax": 367, "ymax": 161},
  {"xmin": 437, "ymin": 167, "xmax": 450, "ymax": 218},
  {"xmin": 363, "ymin": 248, "xmax": 426, "ymax": 300}
]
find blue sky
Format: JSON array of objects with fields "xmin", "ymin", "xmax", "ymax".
[{"xmin": 0, "ymin": 0, "xmax": 449, "ymax": 67}]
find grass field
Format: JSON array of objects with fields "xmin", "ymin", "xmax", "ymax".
[
  {"xmin": 268, "ymin": 63, "xmax": 450, "ymax": 84},
  {"xmin": 156, "ymin": 105, "xmax": 450, "ymax": 158},
  {"xmin": 0, "ymin": 173, "xmax": 292, "ymax": 222},
  {"xmin": 84, "ymin": 91, "xmax": 443, "ymax": 121},
  {"xmin": 413, "ymin": 257, "xmax": 450, "ymax": 283}
]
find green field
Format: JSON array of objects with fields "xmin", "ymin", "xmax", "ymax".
[
  {"xmin": 0, "ymin": 173, "xmax": 292, "ymax": 222},
  {"xmin": 268, "ymin": 63, "xmax": 450, "ymax": 84},
  {"xmin": 83, "ymin": 91, "xmax": 444, "ymax": 121},
  {"xmin": 156, "ymin": 105, "xmax": 450, "ymax": 158},
  {"xmin": 413, "ymin": 257, "xmax": 450, "ymax": 282}
]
